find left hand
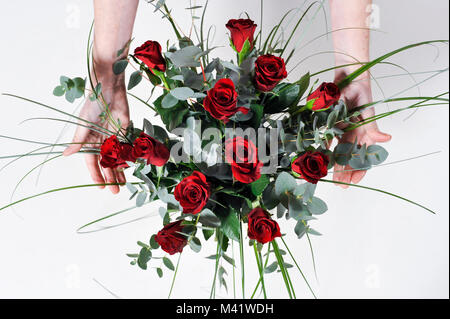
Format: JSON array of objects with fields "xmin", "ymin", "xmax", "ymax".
[{"xmin": 333, "ymin": 78, "xmax": 392, "ymax": 188}]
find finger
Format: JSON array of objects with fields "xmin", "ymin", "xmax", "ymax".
[
  {"xmin": 351, "ymin": 169, "xmax": 367, "ymax": 185},
  {"xmin": 339, "ymin": 165, "xmax": 353, "ymax": 189},
  {"xmin": 333, "ymin": 164, "xmax": 348, "ymax": 189},
  {"xmin": 102, "ymin": 167, "xmax": 120, "ymax": 194},
  {"xmin": 116, "ymin": 169, "xmax": 126, "ymax": 185},
  {"xmin": 85, "ymin": 154, "xmax": 106, "ymax": 189},
  {"xmin": 63, "ymin": 126, "xmax": 90, "ymax": 157},
  {"xmin": 371, "ymin": 130, "xmax": 392, "ymax": 143}
]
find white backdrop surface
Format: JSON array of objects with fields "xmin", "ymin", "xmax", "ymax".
[{"xmin": 0, "ymin": 0, "xmax": 448, "ymax": 299}]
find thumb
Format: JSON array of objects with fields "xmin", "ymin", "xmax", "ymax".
[
  {"xmin": 371, "ymin": 130, "xmax": 392, "ymax": 143},
  {"xmin": 63, "ymin": 126, "xmax": 90, "ymax": 157}
]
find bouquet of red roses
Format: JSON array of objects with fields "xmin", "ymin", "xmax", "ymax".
[{"xmin": 1, "ymin": 1, "xmax": 448, "ymax": 299}]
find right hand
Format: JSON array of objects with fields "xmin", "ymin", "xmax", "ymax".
[{"xmin": 63, "ymin": 64, "xmax": 130, "ymax": 194}]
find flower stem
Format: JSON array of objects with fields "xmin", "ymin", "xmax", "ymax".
[
  {"xmin": 168, "ymin": 253, "xmax": 182, "ymax": 299},
  {"xmin": 272, "ymin": 239, "xmax": 293, "ymax": 299},
  {"xmin": 239, "ymin": 220, "xmax": 246, "ymax": 299},
  {"xmin": 253, "ymin": 243, "xmax": 267, "ymax": 299},
  {"xmin": 280, "ymin": 236, "xmax": 317, "ymax": 299}
]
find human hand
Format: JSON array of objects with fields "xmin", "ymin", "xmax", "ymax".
[
  {"xmin": 333, "ymin": 75, "xmax": 391, "ymax": 188},
  {"xmin": 63, "ymin": 62, "xmax": 130, "ymax": 194}
]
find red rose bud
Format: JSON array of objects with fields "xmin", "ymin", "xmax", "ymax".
[
  {"xmin": 100, "ymin": 135, "xmax": 135, "ymax": 169},
  {"xmin": 247, "ymin": 208, "xmax": 281, "ymax": 244},
  {"xmin": 306, "ymin": 82, "xmax": 341, "ymax": 111},
  {"xmin": 254, "ymin": 54, "xmax": 288, "ymax": 92},
  {"xmin": 155, "ymin": 221, "xmax": 188, "ymax": 255},
  {"xmin": 226, "ymin": 19, "xmax": 257, "ymax": 53},
  {"xmin": 174, "ymin": 171, "xmax": 211, "ymax": 215},
  {"xmin": 225, "ymin": 137, "xmax": 263, "ymax": 184},
  {"xmin": 132, "ymin": 132, "xmax": 170, "ymax": 167},
  {"xmin": 204, "ymin": 78, "xmax": 249, "ymax": 122},
  {"xmin": 134, "ymin": 40, "xmax": 166, "ymax": 73},
  {"xmin": 292, "ymin": 151, "xmax": 329, "ymax": 184}
]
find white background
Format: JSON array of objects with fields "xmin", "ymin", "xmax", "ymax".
[{"xmin": 0, "ymin": 0, "xmax": 448, "ymax": 299}]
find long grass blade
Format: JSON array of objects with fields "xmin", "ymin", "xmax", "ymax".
[
  {"xmin": 338, "ymin": 40, "xmax": 449, "ymax": 89},
  {"xmin": 319, "ymin": 179, "xmax": 435, "ymax": 214},
  {"xmin": 0, "ymin": 182, "xmax": 143, "ymax": 213}
]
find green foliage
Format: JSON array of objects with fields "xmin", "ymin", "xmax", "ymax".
[
  {"xmin": 128, "ymin": 71, "xmax": 142, "ymax": 90},
  {"xmin": 220, "ymin": 209, "xmax": 240, "ymax": 241},
  {"xmin": 250, "ymin": 174, "xmax": 269, "ymax": 196},
  {"xmin": 154, "ymin": 95, "xmax": 189, "ymax": 131},
  {"xmin": 113, "ymin": 59, "xmax": 128, "ymax": 75},
  {"xmin": 163, "ymin": 257, "xmax": 175, "ymax": 271},
  {"xmin": 264, "ymin": 83, "xmax": 300, "ymax": 114},
  {"xmin": 199, "ymin": 209, "xmax": 221, "ymax": 228},
  {"xmin": 54, "ymin": 76, "xmax": 85, "ymax": 103},
  {"xmin": 137, "ymin": 247, "xmax": 152, "ymax": 270}
]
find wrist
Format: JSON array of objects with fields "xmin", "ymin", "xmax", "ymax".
[{"xmin": 90, "ymin": 58, "xmax": 126, "ymax": 90}]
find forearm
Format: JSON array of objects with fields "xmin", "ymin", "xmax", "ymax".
[
  {"xmin": 92, "ymin": 0, "xmax": 139, "ymax": 85},
  {"xmin": 329, "ymin": 0, "xmax": 371, "ymax": 81}
]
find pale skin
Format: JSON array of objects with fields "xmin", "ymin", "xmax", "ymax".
[
  {"xmin": 330, "ymin": 0, "xmax": 391, "ymax": 188},
  {"xmin": 65, "ymin": 0, "xmax": 390, "ymax": 193}
]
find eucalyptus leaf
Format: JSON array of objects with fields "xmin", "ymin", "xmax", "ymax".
[
  {"xmin": 163, "ymin": 257, "xmax": 175, "ymax": 271},
  {"xmin": 113, "ymin": 59, "xmax": 128, "ymax": 75},
  {"xmin": 128, "ymin": 71, "xmax": 142, "ymax": 90}
]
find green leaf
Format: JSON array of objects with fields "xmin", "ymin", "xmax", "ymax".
[
  {"xmin": 161, "ymin": 93, "xmax": 179, "ymax": 109},
  {"xmin": 307, "ymin": 228, "xmax": 322, "ymax": 236},
  {"xmin": 307, "ymin": 197, "xmax": 328, "ymax": 215},
  {"xmin": 262, "ymin": 183, "xmax": 280, "ymax": 210},
  {"xmin": 136, "ymin": 192, "xmax": 147, "ymax": 207},
  {"xmin": 170, "ymin": 87, "xmax": 195, "ymax": 100},
  {"xmin": 250, "ymin": 174, "xmax": 269, "ymax": 196},
  {"xmin": 367, "ymin": 145, "xmax": 389, "ymax": 165},
  {"xmin": 144, "ymin": 69, "xmax": 162, "ymax": 86},
  {"xmin": 163, "ymin": 257, "xmax": 175, "ymax": 271},
  {"xmin": 128, "ymin": 71, "xmax": 142, "ymax": 90},
  {"xmin": 189, "ymin": 237, "xmax": 202, "ymax": 253},
  {"xmin": 264, "ymin": 83, "xmax": 300, "ymax": 114},
  {"xmin": 238, "ymin": 39, "xmax": 252, "ymax": 64},
  {"xmin": 137, "ymin": 247, "xmax": 152, "ymax": 270},
  {"xmin": 334, "ymin": 143, "xmax": 356, "ymax": 166},
  {"xmin": 223, "ymin": 254, "xmax": 236, "ymax": 267},
  {"xmin": 264, "ymin": 261, "xmax": 278, "ymax": 274},
  {"xmin": 275, "ymin": 172, "xmax": 297, "ymax": 196},
  {"xmin": 288, "ymin": 194, "xmax": 309, "ymax": 220},
  {"xmin": 327, "ymin": 109, "xmax": 339, "ymax": 128},
  {"xmin": 150, "ymin": 234, "xmax": 160, "ymax": 249},
  {"xmin": 165, "ymin": 45, "xmax": 202, "ymax": 68},
  {"xmin": 203, "ymin": 228, "xmax": 215, "ymax": 241},
  {"xmin": 156, "ymin": 267, "xmax": 163, "ymax": 278},
  {"xmin": 294, "ymin": 221, "xmax": 307, "ymax": 239},
  {"xmin": 221, "ymin": 209, "xmax": 240, "ymax": 241},
  {"xmin": 113, "ymin": 59, "xmax": 128, "ymax": 75},
  {"xmin": 53, "ymin": 86, "xmax": 65, "ymax": 97},
  {"xmin": 199, "ymin": 209, "xmax": 221, "ymax": 228},
  {"xmin": 249, "ymin": 104, "xmax": 264, "ymax": 129}
]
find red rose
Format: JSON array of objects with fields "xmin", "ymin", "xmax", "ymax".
[
  {"xmin": 225, "ymin": 137, "xmax": 262, "ymax": 184},
  {"xmin": 292, "ymin": 151, "xmax": 329, "ymax": 184},
  {"xmin": 100, "ymin": 135, "xmax": 135, "ymax": 169},
  {"xmin": 174, "ymin": 171, "xmax": 210, "ymax": 215},
  {"xmin": 254, "ymin": 54, "xmax": 288, "ymax": 92},
  {"xmin": 247, "ymin": 208, "xmax": 281, "ymax": 244},
  {"xmin": 155, "ymin": 221, "xmax": 188, "ymax": 255},
  {"xmin": 306, "ymin": 82, "xmax": 341, "ymax": 111},
  {"xmin": 132, "ymin": 132, "xmax": 170, "ymax": 167},
  {"xmin": 226, "ymin": 19, "xmax": 257, "ymax": 53},
  {"xmin": 204, "ymin": 78, "xmax": 249, "ymax": 122},
  {"xmin": 134, "ymin": 40, "xmax": 166, "ymax": 73}
]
